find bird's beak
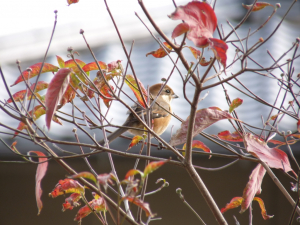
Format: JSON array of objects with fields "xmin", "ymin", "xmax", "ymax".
[{"xmin": 172, "ymin": 94, "xmax": 179, "ymax": 99}]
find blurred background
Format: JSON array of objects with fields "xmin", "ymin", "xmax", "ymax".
[{"xmin": 0, "ymin": 0, "xmax": 300, "ymax": 224}]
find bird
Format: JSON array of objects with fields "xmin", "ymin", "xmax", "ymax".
[{"xmin": 98, "ymin": 83, "xmax": 178, "ymax": 146}]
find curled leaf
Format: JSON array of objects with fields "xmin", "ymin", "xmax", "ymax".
[
  {"xmin": 217, "ymin": 130, "xmax": 243, "ymax": 142},
  {"xmin": 49, "ymin": 178, "xmax": 84, "ymax": 198},
  {"xmin": 122, "ymin": 197, "xmax": 154, "ymax": 217},
  {"xmin": 170, "ymin": 107, "xmax": 237, "ymax": 146},
  {"xmin": 144, "ymin": 160, "xmax": 168, "ymax": 177},
  {"xmin": 253, "ymin": 197, "xmax": 274, "ymax": 220},
  {"xmin": 242, "ymin": 2, "xmax": 273, "ymax": 12},
  {"xmin": 69, "ymin": 172, "xmax": 97, "ymax": 184},
  {"xmin": 62, "ymin": 193, "xmax": 81, "ymax": 211},
  {"xmin": 29, "ymin": 151, "xmax": 48, "ymax": 215},
  {"xmin": 146, "ymin": 42, "xmax": 173, "ymax": 58},
  {"xmin": 128, "ymin": 135, "xmax": 144, "ymax": 150},
  {"xmin": 221, "ymin": 197, "xmax": 244, "ymax": 213}
]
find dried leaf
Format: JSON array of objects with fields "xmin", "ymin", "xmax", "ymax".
[
  {"xmin": 221, "ymin": 197, "xmax": 244, "ymax": 213},
  {"xmin": 49, "ymin": 179, "xmax": 84, "ymax": 198},
  {"xmin": 170, "ymin": 107, "xmax": 237, "ymax": 146},
  {"xmin": 217, "ymin": 130, "xmax": 243, "ymax": 142},
  {"xmin": 253, "ymin": 197, "xmax": 274, "ymax": 219},
  {"xmin": 146, "ymin": 42, "xmax": 173, "ymax": 58}
]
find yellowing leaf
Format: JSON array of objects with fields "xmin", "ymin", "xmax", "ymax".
[
  {"xmin": 128, "ymin": 135, "xmax": 144, "ymax": 150},
  {"xmin": 144, "ymin": 160, "xmax": 168, "ymax": 177},
  {"xmin": 125, "ymin": 74, "xmax": 148, "ymax": 108},
  {"xmin": 183, "ymin": 140, "xmax": 212, "ymax": 158},
  {"xmin": 146, "ymin": 42, "xmax": 173, "ymax": 58},
  {"xmin": 221, "ymin": 197, "xmax": 244, "ymax": 213},
  {"xmin": 253, "ymin": 197, "xmax": 274, "ymax": 220},
  {"xmin": 229, "ymin": 98, "xmax": 243, "ymax": 113},
  {"xmin": 242, "ymin": 2, "xmax": 273, "ymax": 12}
]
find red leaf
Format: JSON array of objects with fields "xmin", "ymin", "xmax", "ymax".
[
  {"xmin": 169, "ymin": 1, "xmax": 217, "ymax": 48},
  {"xmin": 11, "ymin": 63, "xmax": 59, "ymax": 86},
  {"xmin": 242, "ymin": 2, "xmax": 273, "ymax": 12},
  {"xmin": 146, "ymin": 42, "xmax": 173, "ymax": 58},
  {"xmin": 45, "ymin": 68, "xmax": 71, "ymax": 130},
  {"xmin": 229, "ymin": 98, "xmax": 243, "ymax": 113},
  {"xmin": 97, "ymin": 173, "xmax": 115, "ymax": 191},
  {"xmin": 171, "ymin": 23, "xmax": 190, "ymax": 39},
  {"xmin": 74, "ymin": 194, "xmax": 106, "ymax": 221},
  {"xmin": 217, "ymin": 130, "xmax": 243, "ymax": 142},
  {"xmin": 62, "ymin": 193, "xmax": 81, "ymax": 211},
  {"xmin": 208, "ymin": 38, "xmax": 228, "ymax": 68},
  {"xmin": 128, "ymin": 135, "xmax": 144, "ymax": 150},
  {"xmin": 82, "ymin": 61, "xmax": 107, "ymax": 72},
  {"xmin": 221, "ymin": 197, "xmax": 244, "ymax": 213},
  {"xmin": 241, "ymin": 164, "xmax": 266, "ymax": 213},
  {"xmin": 49, "ymin": 178, "xmax": 84, "ymax": 198},
  {"xmin": 245, "ymin": 133, "xmax": 294, "ymax": 174},
  {"xmin": 297, "ymin": 119, "xmax": 300, "ymax": 133},
  {"xmin": 170, "ymin": 107, "xmax": 237, "ymax": 146},
  {"xmin": 122, "ymin": 197, "xmax": 154, "ymax": 217},
  {"xmin": 253, "ymin": 197, "xmax": 274, "ymax": 220},
  {"xmin": 124, "ymin": 169, "xmax": 143, "ymax": 180},
  {"xmin": 29, "ymin": 151, "xmax": 48, "ymax": 215},
  {"xmin": 125, "ymin": 75, "xmax": 148, "ymax": 108}
]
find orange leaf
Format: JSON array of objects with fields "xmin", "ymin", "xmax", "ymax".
[
  {"xmin": 144, "ymin": 160, "xmax": 168, "ymax": 177},
  {"xmin": 11, "ymin": 63, "xmax": 59, "ymax": 86},
  {"xmin": 199, "ymin": 57, "xmax": 212, "ymax": 66},
  {"xmin": 208, "ymin": 38, "xmax": 228, "ymax": 69},
  {"xmin": 297, "ymin": 119, "xmax": 300, "ymax": 133},
  {"xmin": 186, "ymin": 46, "xmax": 201, "ymax": 59},
  {"xmin": 146, "ymin": 42, "xmax": 173, "ymax": 58},
  {"xmin": 170, "ymin": 107, "xmax": 237, "ymax": 146},
  {"xmin": 128, "ymin": 135, "xmax": 144, "ymax": 150},
  {"xmin": 217, "ymin": 130, "xmax": 243, "ymax": 142},
  {"xmin": 82, "ymin": 61, "xmax": 107, "ymax": 72},
  {"xmin": 221, "ymin": 197, "xmax": 243, "ymax": 213},
  {"xmin": 253, "ymin": 197, "xmax": 274, "ymax": 220},
  {"xmin": 49, "ymin": 178, "xmax": 84, "ymax": 198},
  {"xmin": 122, "ymin": 197, "xmax": 154, "ymax": 217},
  {"xmin": 242, "ymin": 2, "xmax": 273, "ymax": 12},
  {"xmin": 29, "ymin": 151, "xmax": 48, "ymax": 215},
  {"xmin": 45, "ymin": 68, "xmax": 71, "ymax": 130},
  {"xmin": 183, "ymin": 140, "xmax": 212, "ymax": 158},
  {"xmin": 229, "ymin": 98, "xmax": 243, "ymax": 113},
  {"xmin": 67, "ymin": 0, "xmax": 79, "ymax": 6},
  {"xmin": 125, "ymin": 74, "xmax": 148, "ymax": 108},
  {"xmin": 241, "ymin": 164, "xmax": 266, "ymax": 213}
]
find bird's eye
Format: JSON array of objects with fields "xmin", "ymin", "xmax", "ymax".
[{"xmin": 165, "ymin": 89, "xmax": 171, "ymax": 94}]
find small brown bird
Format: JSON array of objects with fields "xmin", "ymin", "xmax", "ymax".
[{"xmin": 99, "ymin": 83, "xmax": 178, "ymax": 145}]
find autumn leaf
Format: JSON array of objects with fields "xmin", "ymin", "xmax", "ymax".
[
  {"xmin": 82, "ymin": 61, "xmax": 107, "ymax": 72},
  {"xmin": 56, "ymin": 55, "xmax": 65, "ymax": 68},
  {"xmin": 97, "ymin": 173, "xmax": 115, "ymax": 192},
  {"xmin": 170, "ymin": 107, "xmax": 237, "ymax": 146},
  {"xmin": 146, "ymin": 42, "xmax": 173, "ymax": 58},
  {"xmin": 128, "ymin": 135, "xmax": 144, "ymax": 150},
  {"xmin": 242, "ymin": 2, "xmax": 273, "ymax": 12},
  {"xmin": 49, "ymin": 178, "xmax": 84, "ymax": 198},
  {"xmin": 241, "ymin": 164, "xmax": 266, "ymax": 213},
  {"xmin": 169, "ymin": 1, "xmax": 228, "ymax": 68},
  {"xmin": 124, "ymin": 169, "xmax": 144, "ymax": 180},
  {"xmin": 297, "ymin": 119, "xmax": 300, "ymax": 133},
  {"xmin": 217, "ymin": 130, "xmax": 243, "ymax": 142},
  {"xmin": 74, "ymin": 194, "xmax": 106, "ymax": 221},
  {"xmin": 229, "ymin": 98, "xmax": 243, "ymax": 113},
  {"xmin": 62, "ymin": 193, "xmax": 81, "ymax": 211},
  {"xmin": 144, "ymin": 160, "xmax": 168, "ymax": 177},
  {"xmin": 221, "ymin": 197, "xmax": 243, "ymax": 213},
  {"xmin": 69, "ymin": 172, "xmax": 97, "ymax": 184},
  {"xmin": 7, "ymin": 81, "xmax": 49, "ymax": 103},
  {"xmin": 253, "ymin": 197, "xmax": 274, "ymax": 219},
  {"xmin": 11, "ymin": 63, "xmax": 59, "ymax": 86},
  {"xmin": 185, "ymin": 46, "xmax": 201, "ymax": 59},
  {"xmin": 45, "ymin": 68, "xmax": 71, "ymax": 130},
  {"xmin": 245, "ymin": 133, "xmax": 294, "ymax": 174},
  {"xmin": 122, "ymin": 197, "xmax": 154, "ymax": 217},
  {"xmin": 183, "ymin": 140, "xmax": 212, "ymax": 158},
  {"xmin": 67, "ymin": 0, "xmax": 79, "ymax": 6},
  {"xmin": 28, "ymin": 151, "xmax": 48, "ymax": 215},
  {"xmin": 125, "ymin": 74, "xmax": 148, "ymax": 108}
]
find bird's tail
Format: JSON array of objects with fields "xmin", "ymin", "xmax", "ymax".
[{"xmin": 98, "ymin": 127, "xmax": 129, "ymax": 146}]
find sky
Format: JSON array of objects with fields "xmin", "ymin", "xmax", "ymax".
[{"xmin": 0, "ymin": 0, "xmax": 179, "ymax": 37}]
